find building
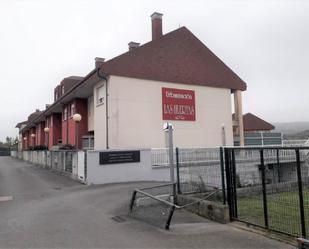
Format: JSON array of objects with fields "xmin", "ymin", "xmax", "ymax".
[
  {"xmin": 233, "ymin": 113, "xmax": 281, "ymax": 146},
  {"xmin": 17, "ymin": 12, "xmax": 247, "ymax": 151}
]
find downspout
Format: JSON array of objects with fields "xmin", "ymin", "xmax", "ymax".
[{"xmin": 97, "ymin": 68, "xmax": 109, "ymax": 149}]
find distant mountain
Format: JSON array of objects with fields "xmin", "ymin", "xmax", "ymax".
[
  {"xmin": 273, "ymin": 122, "xmax": 309, "ymax": 135},
  {"xmin": 283, "ymin": 130, "xmax": 309, "ymax": 140}
]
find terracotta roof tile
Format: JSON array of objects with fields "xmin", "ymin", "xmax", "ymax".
[
  {"xmin": 242, "ymin": 113, "xmax": 275, "ymax": 131},
  {"xmin": 100, "ymin": 27, "xmax": 246, "ymax": 91}
]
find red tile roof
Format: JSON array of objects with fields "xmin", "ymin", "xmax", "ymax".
[
  {"xmin": 100, "ymin": 27, "xmax": 246, "ymax": 91},
  {"xmin": 242, "ymin": 113, "xmax": 275, "ymax": 131}
]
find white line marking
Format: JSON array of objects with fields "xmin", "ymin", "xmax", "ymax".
[{"xmin": 0, "ymin": 196, "xmax": 13, "ymax": 202}]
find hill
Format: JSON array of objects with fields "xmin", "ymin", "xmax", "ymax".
[{"xmin": 273, "ymin": 122, "xmax": 309, "ymax": 135}]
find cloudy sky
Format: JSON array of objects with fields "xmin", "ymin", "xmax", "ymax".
[{"xmin": 0, "ymin": 0, "xmax": 308, "ymax": 141}]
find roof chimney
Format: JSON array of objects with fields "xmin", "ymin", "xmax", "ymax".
[
  {"xmin": 128, "ymin": 42, "xmax": 140, "ymax": 51},
  {"xmin": 95, "ymin": 57, "xmax": 105, "ymax": 68},
  {"xmin": 151, "ymin": 12, "xmax": 163, "ymax": 41}
]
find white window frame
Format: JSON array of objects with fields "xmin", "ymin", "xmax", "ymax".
[
  {"xmin": 96, "ymin": 84, "xmax": 104, "ymax": 106},
  {"xmin": 71, "ymin": 103, "xmax": 75, "ymax": 117},
  {"xmin": 63, "ymin": 108, "xmax": 68, "ymax": 121}
]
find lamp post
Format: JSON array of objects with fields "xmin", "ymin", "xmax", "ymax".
[
  {"xmin": 31, "ymin": 133, "xmax": 36, "ymax": 149},
  {"xmin": 23, "ymin": 137, "xmax": 27, "ymax": 150},
  {"xmin": 44, "ymin": 127, "xmax": 50, "ymax": 167},
  {"xmin": 44, "ymin": 127, "xmax": 50, "ymax": 149},
  {"xmin": 73, "ymin": 113, "xmax": 82, "ymax": 150}
]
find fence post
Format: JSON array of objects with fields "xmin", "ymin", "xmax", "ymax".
[
  {"xmin": 175, "ymin": 147, "xmax": 181, "ymax": 194},
  {"xmin": 220, "ymin": 147, "xmax": 226, "ymax": 205},
  {"xmin": 224, "ymin": 148, "xmax": 234, "ymax": 220},
  {"xmin": 260, "ymin": 149, "xmax": 269, "ymax": 228},
  {"xmin": 231, "ymin": 150, "xmax": 238, "ymax": 218},
  {"xmin": 296, "ymin": 149, "xmax": 306, "ymax": 238},
  {"xmin": 276, "ymin": 149, "xmax": 281, "ymax": 183}
]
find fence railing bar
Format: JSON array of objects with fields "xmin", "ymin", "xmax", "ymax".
[
  {"xmin": 260, "ymin": 149, "xmax": 269, "ymax": 228},
  {"xmin": 295, "ymin": 149, "xmax": 306, "ymax": 238},
  {"xmin": 231, "ymin": 149, "xmax": 238, "ymax": 219},
  {"xmin": 220, "ymin": 147, "xmax": 226, "ymax": 205},
  {"xmin": 175, "ymin": 147, "xmax": 181, "ymax": 194},
  {"xmin": 139, "ymin": 183, "xmax": 176, "ymax": 191},
  {"xmin": 224, "ymin": 148, "xmax": 234, "ymax": 221}
]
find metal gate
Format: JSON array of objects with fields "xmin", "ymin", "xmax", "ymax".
[
  {"xmin": 0, "ymin": 148, "xmax": 10, "ymax": 156},
  {"xmin": 224, "ymin": 146, "xmax": 309, "ymax": 237}
]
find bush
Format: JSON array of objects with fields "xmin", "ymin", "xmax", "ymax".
[
  {"xmin": 28, "ymin": 145, "xmax": 48, "ymax": 151},
  {"xmin": 59, "ymin": 144, "xmax": 76, "ymax": 150}
]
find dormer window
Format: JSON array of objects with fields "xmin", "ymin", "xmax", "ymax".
[{"xmin": 61, "ymin": 85, "xmax": 65, "ymax": 95}]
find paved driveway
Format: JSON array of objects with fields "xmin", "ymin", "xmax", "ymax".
[{"xmin": 0, "ymin": 157, "xmax": 294, "ymax": 248}]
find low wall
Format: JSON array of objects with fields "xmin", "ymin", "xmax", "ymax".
[
  {"xmin": 177, "ymin": 194, "xmax": 229, "ymax": 223},
  {"xmin": 86, "ymin": 149, "xmax": 171, "ymax": 184},
  {"xmin": 11, "ymin": 150, "xmax": 85, "ymax": 183}
]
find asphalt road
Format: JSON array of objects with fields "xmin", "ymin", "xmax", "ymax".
[{"xmin": 0, "ymin": 156, "xmax": 294, "ymax": 249}]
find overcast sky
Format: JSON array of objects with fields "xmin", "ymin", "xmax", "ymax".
[{"xmin": 0, "ymin": 0, "xmax": 308, "ymax": 141}]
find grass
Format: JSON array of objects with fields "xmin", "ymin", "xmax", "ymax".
[{"xmin": 237, "ymin": 189, "xmax": 309, "ymax": 237}]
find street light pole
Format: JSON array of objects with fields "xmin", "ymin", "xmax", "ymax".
[
  {"xmin": 31, "ymin": 133, "xmax": 36, "ymax": 150},
  {"xmin": 163, "ymin": 122, "xmax": 176, "ymax": 202},
  {"xmin": 73, "ymin": 113, "xmax": 82, "ymax": 150},
  {"xmin": 44, "ymin": 127, "xmax": 50, "ymax": 167}
]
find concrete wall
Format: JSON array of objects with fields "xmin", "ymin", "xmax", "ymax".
[
  {"xmin": 88, "ymin": 96, "xmax": 94, "ymax": 132},
  {"xmin": 94, "ymin": 76, "xmax": 233, "ymax": 150},
  {"xmin": 11, "ymin": 150, "xmax": 85, "ymax": 183},
  {"xmin": 93, "ymin": 80, "xmax": 107, "ymax": 149},
  {"xmin": 86, "ymin": 149, "xmax": 170, "ymax": 185}
]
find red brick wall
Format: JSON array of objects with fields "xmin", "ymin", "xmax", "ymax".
[
  {"xmin": 75, "ymin": 99, "xmax": 88, "ymax": 149},
  {"xmin": 36, "ymin": 122, "xmax": 46, "ymax": 146},
  {"xmin": 29, "ymin": 127, "xmax": 36, "ymax": 147},
  {"xmin": 47, "ymin": 113, "xmax": 62, "ymax": 149},
  {"xmin": 61, "ymin": 99, "xmax": 88, "ymax": 149},
  {"xmin": 22, "ymin": 131, "xmax": 29, "ymax": 150}
]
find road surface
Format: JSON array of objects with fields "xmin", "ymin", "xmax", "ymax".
[{"xmin": 0, "ymin": 157, "xmax": 293, "ymax": 248}]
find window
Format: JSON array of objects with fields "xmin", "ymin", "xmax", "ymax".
[
  {"xmin": 55, "ymin": 92, "xmax": 58, "ymax": 101},
  {"xmin": 61, "ymin": 85, "xmax": 65, "ymax": 95},
  {"xmin": 71, "ymin": 103, "xmax": 75, "ymax": 116},
  {"xmin": 96, "ymin": 85, "xmax": 104, "ymax": 105}
]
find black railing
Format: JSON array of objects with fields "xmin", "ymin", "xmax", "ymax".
[{"xmin": 224, "ymin": 146, "xmax": 309, "ymax": 238}]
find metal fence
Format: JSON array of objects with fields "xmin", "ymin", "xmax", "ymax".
[
  {"xmin": 151, "ymin": 146, "xmax": 309, "ymax": 237},
  {"xmin": 0, "ymin": 148, "xmax": 10, "ymax": 156},
  {"xmin": 151, "ymin": 147, "xmax": 225, "ymax": 203},
  {"xmin": 224, "ymin": 146, "xmax": 309, "ymax": 238}
]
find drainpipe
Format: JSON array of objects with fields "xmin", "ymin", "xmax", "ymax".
[{"xmin": 97, "ymin": 68, "xmax": 109, "ymax": 149}]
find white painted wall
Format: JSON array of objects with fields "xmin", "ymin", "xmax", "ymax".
[
  {"xmin": 87, "ymin": 96, "xmax": 94, "ymax": 132},
  {"xmin": 86, "ymin": 149, "xmax": 170, "ymax": 184},
  {"xmin": 94, "ymin": 75, "xmax": 234, "ymax": 150},
  {"xmin": 93, "ymin": 80, "xmax": 107, "ymax": 149}
]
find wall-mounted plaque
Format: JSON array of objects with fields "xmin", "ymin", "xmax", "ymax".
[{"xmin": 99, "ymin": 150, "xmax": 140, "ymax": 165}]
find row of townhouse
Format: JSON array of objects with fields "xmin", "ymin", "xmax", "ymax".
[{"xmin": 16, "ymin": 12, "xmax": 248, "ymax": 151}]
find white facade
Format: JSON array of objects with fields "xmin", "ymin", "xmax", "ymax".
[{"xmin": 92, "ymin": 75, "xmax": 234, "ymax": 150}]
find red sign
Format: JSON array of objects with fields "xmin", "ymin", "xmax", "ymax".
[{"xmin": 162, "ymin": 87, "xmax": 196, "ymax": 121}]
